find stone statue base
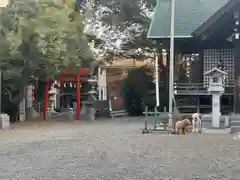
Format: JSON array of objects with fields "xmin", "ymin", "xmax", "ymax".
[
  {"xmin": 230, "ymin": 114, "xmax": 240, "ymax": 133},
  {"xmin": 201, "ymin": 128, "xmax": 231, "ymax": 134},
  {"xmin": 26, "ymin": 107, "xmax": 40, "ymax": 119},
  {"xmin": 201, "ymin": 115, "xmax": 231, "ymax": 134},
  {"xmin": 80, "ymin": 102, "xmax": 96, "ymax": 121},
  {"xmin": 50, "ymin": 108, "xmax": 74, "ymax": 120}
]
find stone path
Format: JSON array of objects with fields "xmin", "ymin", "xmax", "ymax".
[{"xmin": 0, "ymin": 118, "xmax": 240, "ymax": 180}]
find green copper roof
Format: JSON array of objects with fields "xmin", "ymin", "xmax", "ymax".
[{"xmin": 147, "ymin": 0, "xmax": 229, "ymax": 39}]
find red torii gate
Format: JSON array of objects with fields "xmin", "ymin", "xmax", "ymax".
[{"xmin": 44, "ymin": 68, "xmax": 89, "ymax": 120}]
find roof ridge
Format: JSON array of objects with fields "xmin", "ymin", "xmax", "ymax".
[{"xmin": 148, "ymin": 0, "xmax": 229, "ymax": 39}]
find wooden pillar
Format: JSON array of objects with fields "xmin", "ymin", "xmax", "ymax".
[
  {"xmin": 234, "ymin": 42, "xmax": 240, "ymax": 113},
  {"xmin": 76, "ymin": 75, "xmax": 81, "ymax": 120},
  {"xmin": 102, "ymin": 68, "xmax": 107, "ymax": 100},
  {"xmin": 98, "ymin": 67, "xmax": 102, "ymax": 100},
  {"xmin": 32, "ymin": 85, "xmax": 35, "ymax": 108},
  {"xmin": 43, "ymin": 81, "xmax": 49, "ymax": 120},
  {"xmin": 197, "ymin": 96, "xmax": 200, "ymax": 113}
]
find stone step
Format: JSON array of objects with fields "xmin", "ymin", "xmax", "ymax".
[
  {"xmin": 201, "ymin": 115, "xmax": 230, "ymax": 127},
  {"xmin": 202, "ymin": 120, "xmax": 226, "ymax": 123},
  {"xmin": 202, "ymin": 128, "xmax": 231, "ymax": 134},
  {"xmin": 229, "ymin": 114, "xmax": 240, "ymax": 121},
  {"xmin": 230, "ymin": 121, "xmax": 240, "ymax": 126},
  {"xmin": 230, "ymin": 126, "xmax": 240, "ymax": 133},
  {"xmin": 202, "ymin": 121, "xmax": 228, "ymax": 129},
  {"xmin": 201, "ymin": 116, "xmax": 228, "ymax": 121}
]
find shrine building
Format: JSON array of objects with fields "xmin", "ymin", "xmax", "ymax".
[{"xmin": 148, "ymin": 0, "xmax": 240, "ymax": 114}]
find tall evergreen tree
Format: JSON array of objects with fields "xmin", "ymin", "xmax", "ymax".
[{"xmin": 0, "ymin": 0, "xmax": 92, "ymax": 113}]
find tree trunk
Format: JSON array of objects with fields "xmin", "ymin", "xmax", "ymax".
[
  {"xmin": 6, "ymin": 71, "xmax": 30, "ymax": 121},
  {"xmin": 11, "ymin": 69, "xmax": 30, "ymax": 105}
]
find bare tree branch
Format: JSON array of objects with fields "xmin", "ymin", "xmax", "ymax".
[{"xmin": 84, "ymin": 0, "xmax": 154, "ymax": 59}]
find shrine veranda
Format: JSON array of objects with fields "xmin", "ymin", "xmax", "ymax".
[{"xmin": 168, "ymin": 39, "xmax": 236, "ymax": 114}]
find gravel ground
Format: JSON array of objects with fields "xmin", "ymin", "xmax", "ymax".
[{"xmin": 0, "ymin": 118, "xmax": 240, "ymax": 180}]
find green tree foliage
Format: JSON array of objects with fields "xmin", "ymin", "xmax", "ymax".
[
  {"xmin": 0, "ymin": 0, "xmax": 92, "ymax": 109},
  {"xmin": 121, "ymin": 66, "xmax": 155, "ymax": 115}
]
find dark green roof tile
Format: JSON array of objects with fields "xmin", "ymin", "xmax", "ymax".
[{"xmin": 147, "ymin": 0, "xmax": 229, "ymax": 38}]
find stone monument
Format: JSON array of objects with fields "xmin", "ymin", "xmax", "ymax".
[{"xmin": 48, "ymin": 85, "xmax": 57, "ymax": 112}]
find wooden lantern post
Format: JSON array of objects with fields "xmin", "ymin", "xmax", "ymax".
[
  {"xmin": 76, "ymin": 74, "xmax": 81, "ymax": 120},
  {"xmin": 43, "ymin": 80, "xmax": 49, "ymax": 120}
]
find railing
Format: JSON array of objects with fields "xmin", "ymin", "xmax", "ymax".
[
  {"xmin": 174, "ymin": 82, "xmax": 208, "ymax": 95},
  {"xmin": 174, "ymin": 82, "xmax": 234, "ymax": 95}
]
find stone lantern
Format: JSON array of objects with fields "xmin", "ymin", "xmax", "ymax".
[
  {"xmin": 204, "ymin": 67, "xmax": 227, "ymax": 128},
  {"xmin": 81, "ymin": 75, "xmax": 98, "ymax": 120}
]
